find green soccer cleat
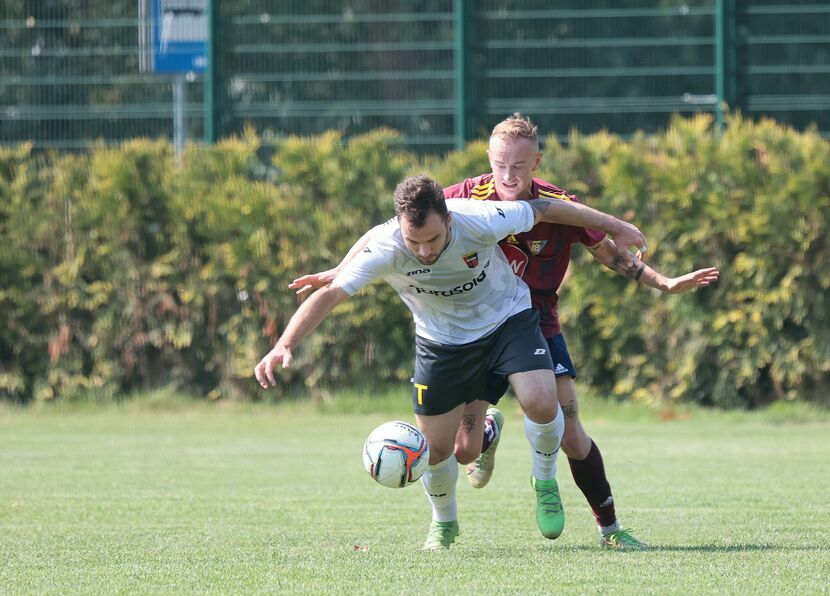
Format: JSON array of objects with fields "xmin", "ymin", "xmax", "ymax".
[
  {"xmin": 599, "ymin": 528, "xmax": 648, "ymax": 551},
  {"xmin": 422, "ymin": 520, "xmax": 460, "ymax": 550},
  {"xmin": 466, "ymin": 407, "xmax": 505, "ymax": 489},
  {"xmin": 532, "ymin": 476, "xmax": 565, "ymax": 539}
]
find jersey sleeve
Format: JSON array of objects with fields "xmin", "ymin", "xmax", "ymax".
[
  {"xmin": 331, "ymin": 227, "xmax": 394, "ymax": 296},
  {"xmin": 442, "ymin": 178, "xmax": 473, "ymax": 199},
  {"xmin": 577, "ymin": 226, "xmax": 606, "ymax": 247},
  {"xmin": 566, "ymin": 197, "xmax": 606, "ymax": 246},
  {"xmin": 453, "ymin": 199, "xmax": 536, "ymax": 242},
  {"xmin": 535, "ymin": 180, "xmax": 606, "ymax": 246}
]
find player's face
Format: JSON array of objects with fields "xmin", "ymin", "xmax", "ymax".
[
  {"xmin": 487, "ymin": 136, "xmax": 541, "ymax": 201},
  {"xmin": 400, "ymin": 212, "xmax": 452, "ymax": 265}
]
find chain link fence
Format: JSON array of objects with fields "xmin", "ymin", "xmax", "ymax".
[{"xmin": 2, "ymin": 1, "xmax": 828, "ymax": 152}]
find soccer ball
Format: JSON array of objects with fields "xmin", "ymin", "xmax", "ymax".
[{"xmin": 362, "ymin": 421, "xmax": 430, "ymax": 489}]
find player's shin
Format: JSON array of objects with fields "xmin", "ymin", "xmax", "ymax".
[
  {"xmin": 420, "ymin": 454, "xmax": 459, "ymax": 522},
  {"xmin": 420, "ymin": 454, "xmax": 461, "ymax": 549},
  {"xmin": 525, "ymin": 403, "xmax": 566, "ymax": 539},
  {"xmin": 567, "ymin": 440, "xmax": 616, "ymax": 528},
  {"xmin": 524, "ymin": 402, "xmax": 564, "ymax": 480}
]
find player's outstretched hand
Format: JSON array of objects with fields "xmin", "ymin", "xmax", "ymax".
[
  {"xmin": 254, "ymin": 345, "xmax": 293, "ymax": 388},
  {"xmin": 288, "ymin": 268, "xmax": 338, "ymax": 298},
  {"xmin": 663, "ymin": 267, "xmax": 720, "ymax": 294}
]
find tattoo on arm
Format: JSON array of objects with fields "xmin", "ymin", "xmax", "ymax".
[
  {"xmin": 608, "ymin": 253, "xmax": 627, "ymax": 274},
  {"xmin": 591, "ymin": 238, "xmax": 646, "ymax": 281},
  {"xmin": 609, "ymin": 253, "xmax": 645, "ymax": 280},
  {"xmin": 561, "ymin": 400, "xmax": 577, "ymax": 418},
  {"xmin": 460, "ymin": 414, "xmax": 476, "ymax": 433},
  {"xmin": 528, "ymin": 199, "xmax": 551, "ymax": 220}
]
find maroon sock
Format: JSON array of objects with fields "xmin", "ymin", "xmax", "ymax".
[{"xmin": 568, "ymin": 440, "xmax": 617, "ymax": 528}]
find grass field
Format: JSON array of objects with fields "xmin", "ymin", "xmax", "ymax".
[{"xmin": 1, "ymin": 391, "xmax": 828, "ymax": 594}]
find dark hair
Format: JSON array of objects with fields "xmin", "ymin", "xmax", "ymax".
[{"xmin": 393, "ymin": 174, "xmax": 448, "ymax": 227}]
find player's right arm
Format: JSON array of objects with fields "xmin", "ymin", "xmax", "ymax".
[
  {"xmin": 254, "ymin": 285, "xmax": 350, "ymax": 388},
  {"xmin": 288, "ymin": 225, "xmax": 380, "ymax": 297},
  {"xmin": 587, "ymin": 237, "xmax": 720, "ymax": 292}
]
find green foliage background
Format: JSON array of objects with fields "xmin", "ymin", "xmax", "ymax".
[{"xmin": 1, "ymin": 114, "xmax": 827, "ymax": 406}]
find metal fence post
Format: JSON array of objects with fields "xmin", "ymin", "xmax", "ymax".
[
  {"xmin": 174, "ymin": 75, "xmax": 186, "ymax": 156},
  {"xmin": 205, "ymin": 0, "xmax": 221, "ymax": 143},
  {"xmin": 454, "ymin": 0, "xmax": 474, "ymax": 149},
  {"xmin": 715, "ymin": 0, "xmax": 736, "ymax": 133}
]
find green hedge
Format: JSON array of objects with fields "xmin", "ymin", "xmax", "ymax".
[
  {"xmin": 0, "ymin": 115, "xmax": 827, "ymax": 407},
  {"xmin": 544, "ymin": 114, "xmax": 830, "ymax": 408}
]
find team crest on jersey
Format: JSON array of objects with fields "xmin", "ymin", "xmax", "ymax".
[
  {"xmin": 527, "ymin": 240, "xmax": 548, "ymax": 255},
  {"xmin": 462, "ymin": 251, "xmax": 479, "ymax": 268}
]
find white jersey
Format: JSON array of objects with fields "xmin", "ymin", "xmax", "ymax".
[{"xmin": 333, "ymin": 199, "xmax": 536, "ymax": 345}]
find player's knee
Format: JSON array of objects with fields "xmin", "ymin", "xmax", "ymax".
[
  {"xmin": 523, "ymin": 391, "xmax": 559, "ymax": 423},
  {"xmin": 428, "ymin": 444, "xmax": 455, "ymax": 465},
  {"xmin": 561, "ymin": 422, "xmax": 591, "ymax": 459},
  {"xmin": 453, "ymin": 444, "xmax": 479, "ymax": 465},
  {"xmin": 453, "ymin": 431, "xmax": 481, "ymax": 464}
]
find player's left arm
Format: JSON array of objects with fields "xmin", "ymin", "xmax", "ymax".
[
  {"xmin": 254, "ymin": 285, "xmax": 350, "ymax": 387},
  {"xmin": 586, "ymin": 237, "xmax": 720, "ymax": 293}
]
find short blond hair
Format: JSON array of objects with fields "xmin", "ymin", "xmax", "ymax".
[{"xmin": 490, "ymin": 113, "xmax": 538, "ymax": 148}]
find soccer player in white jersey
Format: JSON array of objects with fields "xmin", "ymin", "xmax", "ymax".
[{"xmin": 255, "ymin": 174, "xmax": 646, "ymax": 549}]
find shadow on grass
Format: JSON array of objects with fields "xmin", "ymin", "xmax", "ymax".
[
  {"xmin": 546, "ymin": 544, "xmax": 828, "ymax": 553},
  {"xmin": 649, "ymin": 544, "xmax": 829, "ymax": 553}
]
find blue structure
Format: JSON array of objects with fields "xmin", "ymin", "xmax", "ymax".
[{"xmin": 151, "ymin": 0, "xmax": 207, "ymax": 74}]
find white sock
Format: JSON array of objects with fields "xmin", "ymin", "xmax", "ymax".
[
  {"xmin": 420, "ymin": 454, "xmax": 458, "ymax": 522},
  {"xmin": 600, "ymin": 520, "xmax": 621, "ymax": 536},
  {"xmin": 523, "ymin": 403, "xmax": 564, "ymax": 481}
]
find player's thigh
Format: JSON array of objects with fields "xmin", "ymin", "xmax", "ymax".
[
  {"xmin": 489, "ymin": 309, "xmax": 557, "ymax": 423},
  {"xmin": 508, "ymin": 368, "xmax": 559, "ymax": 424},
  {"xmin": 454, "ymin": 399, "xmax": 489, "ymax": 464},
  {"xmin": 411, "ymin": 334, "xmax": 490, "ymax": 417},
  {"xmin": 416, "ymin": 402, "xmax": 467, "ymax": 464}
]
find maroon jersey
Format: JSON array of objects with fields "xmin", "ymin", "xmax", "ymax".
[{"xmin": 443, "ymin": 173, "xmax": 605, "ymax": 337}]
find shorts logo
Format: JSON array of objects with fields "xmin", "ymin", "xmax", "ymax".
[
  {"xmin": 462, "ymin": 251, "xmax": 479, "ymax": 268},
  {"xmin": 554, "ymin": 363, "xmax": 569, "ymax": 374},
  {"xmin": 527, "ymin": 240, "xmax": 548, "ymax": 255},
  {"xmin": 534, "ymin": 348, "xmax": 547, "ymax": 355}
]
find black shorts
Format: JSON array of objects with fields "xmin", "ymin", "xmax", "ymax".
[
  {"xmin": 411, "ymin": 309, "xmax": 555, "ymax": 415},
  {"xmin": 482, "ymin": 332, "xmax": 576, "ymax": 404}
]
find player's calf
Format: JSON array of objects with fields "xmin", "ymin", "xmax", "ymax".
[{"xmin": 466, "ymin": 407, "xmax": 504, "ymax": 488}]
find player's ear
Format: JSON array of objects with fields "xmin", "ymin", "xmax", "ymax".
[{"xmin": 533, "ymin": 151, "xmax": 542, "ymax": 170}]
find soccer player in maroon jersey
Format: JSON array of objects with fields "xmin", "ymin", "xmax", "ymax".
[{"xmin": 290, "ymin": 114, "xmax": 718, "ymax": 550}]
